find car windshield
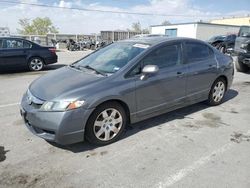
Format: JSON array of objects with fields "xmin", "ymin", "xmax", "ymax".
[
  {"xmin": 74, "ymin": 42, "xmax": 149, "ymax": 74},
  {"xmin": 239, "ymin": 26, "xmax": 250, "ymax": 37}
]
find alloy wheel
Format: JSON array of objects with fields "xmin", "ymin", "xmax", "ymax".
[
  {"xmin": 30, "ymin": 58, "xmax": 44, "ymax": 71},
  {"xmin": 93, "ymin": 108, "xmax": 123, "ymax": 141},
  {"xmin": 212, "ymin": 81, "xmax": 225, "ymax": 103}
]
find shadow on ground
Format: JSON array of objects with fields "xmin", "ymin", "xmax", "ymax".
[
  {"xmin": 0, "ymin": 64, "xmax": 66, "ymax": 75},
  {"xmin": 50, "ymin": 89, "xmax": 238, "ymax": 153}
]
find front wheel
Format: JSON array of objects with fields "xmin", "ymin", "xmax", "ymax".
[
  {"xmin": 85, "ymin": 102, "xmax": 127, "ymax": 145},
  {"xmin": 28, "ymin": 57, "xmax": 44, "ymax": 71},
  {"xmin": 208, "ymin": 78, "xmax": 226, "ymax": 106}
]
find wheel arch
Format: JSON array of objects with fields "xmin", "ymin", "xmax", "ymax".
[
  {"xmin": 92, "ymin": 99, "xmax": 131, "ymax": 124},
  {"xmin": 215, "ymin": 75, "xmax": 228, "ymax": 90},
  {"xmin": 27, "ymin": 55, "xmax": 45, "ymax": 64}
]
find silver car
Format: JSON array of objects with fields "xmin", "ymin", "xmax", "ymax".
[{"xmin": 20, "ymin": 37, "xmax": 234, "ymax": 145}]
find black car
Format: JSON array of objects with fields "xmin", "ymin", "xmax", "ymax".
[
  {"xmin": 0, "ymin": 37, "xmax": 57, "ymax": 71},
  {"xmin": 207, "ymin": 35, "xmax": 226, "ymax": 48},
  {"xmin": 218, "ymin": 34, "xmax": 236, "ymax": 54},
  {"xmin": 234, "ymin": 26, "xmax": 250, "ymax": 72}
]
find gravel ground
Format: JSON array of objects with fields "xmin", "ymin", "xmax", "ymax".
[{"xmin": 0, "ymin": 51, "xmax": 250, "ymax": 188}]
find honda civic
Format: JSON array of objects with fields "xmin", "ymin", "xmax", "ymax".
[{"xmin": 20, "ymin": 37, "xmax": 234, "ymax": 145}]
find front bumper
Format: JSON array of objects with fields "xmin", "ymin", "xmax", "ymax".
[{"xmin": 20, "ymin": 94, "xmax": 94, "ymax": 145}]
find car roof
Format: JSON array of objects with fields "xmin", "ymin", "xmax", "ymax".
[
  {"xmin": 0, "ymin": 37, "xmax": 32, "ymax": 42},
  {"xmin": 121, "ymin": 36, "xmax": 205, "ymax": 46}
]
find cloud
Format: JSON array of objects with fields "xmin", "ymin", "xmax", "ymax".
[
  {"xmin": 58, "ymin": 0, "xmax": 72, "ymax": 8},
  {"xmin": 0, "ymin": 0, "xmax": 248, "ymax": 34}
]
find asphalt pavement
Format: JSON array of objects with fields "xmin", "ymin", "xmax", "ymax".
[{"xmin": 0, "ymin": 51, "xmax": 250, "ymax": 188}]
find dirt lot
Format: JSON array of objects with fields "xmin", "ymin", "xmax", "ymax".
[{"xmin": 0, "ymin": 51, "xmax": 250, "ymax": 188}]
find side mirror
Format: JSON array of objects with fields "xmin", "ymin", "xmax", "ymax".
[
  {"xmin": 142, "ymin": 65, "xmax": 159, "ymax": 74},
  {"xmin": 140, "ymin": 65, "xmax": 159, "ymax": 80}
]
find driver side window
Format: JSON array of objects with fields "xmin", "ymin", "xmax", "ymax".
[{"xmin": 143, "ymin": 44, "xmax": 181, "ymax": 69}]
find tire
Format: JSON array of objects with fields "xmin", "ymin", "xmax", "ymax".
[
  {"xmin": 28, "ymin": 57, "xmax": 44, "ymax": 71},
  {"xmin": 235, "ymin": 58, "xmax": 249, "ymax": 73},
  {"xmin": 208, "ymin": 78, "xmax": 226, "ymax": 106},
  {"xmin": 85, "ymin": 102, "xmax": 127, "ymax": 145},
  {"xmin": 220, "ymin": 45, "xmax": 225, "ymax": 54}
]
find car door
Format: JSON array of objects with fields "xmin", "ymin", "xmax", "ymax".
[
  {"xmin": 133, "ymin": 42, "xmax": 188, "ymax": 118},
  {"xmin": 1, "ymin": 39, "xmax": 29, "ymax": 68},
  {"xmin": 184, "ymin": 41, "xmax": 218, "ymax": 101}
]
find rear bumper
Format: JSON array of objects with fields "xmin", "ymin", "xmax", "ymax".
[
  {"xmin": 44, "ymin": 55, "xmax": 58, "ymax": 65},
  {"xmin": 20, "ymin": 94, "xmax": 94, "ymax": 145}
]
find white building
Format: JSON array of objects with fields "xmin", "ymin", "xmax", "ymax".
[
  {"xmin": 150, "ymin": 22, "xmax": 240, "ymax": 41},
  {"xmin": 0, "ymin": 27, "xmax": 10, "ymax": 37}
]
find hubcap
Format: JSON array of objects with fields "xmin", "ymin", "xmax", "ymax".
[
  {"xmin": 30, "ymin": 59, "xmax": 43, "ymax": 71},
  {"xmin": 212, "ymin": 81, "xmax": 225, "ymax": 102},
  {"xmin": 93, "ymin": 108, "xmax": 123, "ymax": 141}
]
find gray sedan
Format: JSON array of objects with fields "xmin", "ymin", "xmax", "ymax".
[{"xmin": 20, "ymin": 37, "xmax": 234, "ymax": 145}]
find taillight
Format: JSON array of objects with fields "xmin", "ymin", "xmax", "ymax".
[{"xmin": 49, "ymin": 48, "xmax": 56, "ymax": 54}]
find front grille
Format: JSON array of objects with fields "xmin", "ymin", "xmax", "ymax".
[
  {"xmin": 31, "ymin": 103, "xmax": 42, "ymax": 109},
  {"xmin": 26, "ymin": 89, "xmax": 44, "ymax": 109}
]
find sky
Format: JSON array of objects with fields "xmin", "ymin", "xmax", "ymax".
[{"xmin": 0, "ymin": 0, "xmax": 249, "ymax": 34}]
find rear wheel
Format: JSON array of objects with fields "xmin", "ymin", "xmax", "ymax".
[
  {"xmin": 85, "ymin": 102, "xmax": 127, "ymax": 145},
  {"xmin": 235, "ymin": 58, "xmax": 249, "ymax": 73},
  {"xmin": 208, "ymin": 78, "xmax": 226, "ymax": 106},
  {"xmin": 28, "ymin": 57, "xmax": 44, "ymax": 71}
]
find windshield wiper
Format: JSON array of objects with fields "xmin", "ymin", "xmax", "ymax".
[
  {"xmin": 80, "ymin": 65, "xmax": 107, "ymax": 76},
  {"xmin": 69, "ymin": 64, "xmax": 81, "ymax": 70}
]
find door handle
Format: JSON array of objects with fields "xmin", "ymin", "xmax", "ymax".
[
  {"xmin": 209, "ymin": 64, "xmax": 216, "ymax": 68},
  {"xmin": 176, "ymin": 72, "xmax": 185, "ymax": 77}
]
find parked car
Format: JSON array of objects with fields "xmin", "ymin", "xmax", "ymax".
[
  {"xmin": 218, "ymin": 34, "xmax": 236, "ymax": 54},
  {"xmin": 66, "ymin": 39, "xmax": 81, "ymax": 51},
  {"xmin": 0, "ymin": 37, "xmax": 57, "ymax": 71},
  {"xmin": 234, "ymin": 26, "xmax": 250, "ymax": 72},
  {"xmin": 20, "ymin": 37, "xmax": 234, "ymax": 145},
  {"xmin": 207, "ymin": 35, "xmax": 226, "ymax": 48}
]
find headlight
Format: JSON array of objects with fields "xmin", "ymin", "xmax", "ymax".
[
  {"xmin": 40, "ymin": 100, "xmax": 85, "ymax": 111},
  {"xmin": 240, "ymin": 43, "xmax": 248, "ymax": 49}
]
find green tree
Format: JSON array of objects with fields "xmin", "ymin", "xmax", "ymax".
[{"xmin": 17, "ymin": 17, "xmax": 58, "ymax": 35}]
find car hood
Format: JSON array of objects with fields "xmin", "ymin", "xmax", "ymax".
[{"xmin": 29, "ymin": 66, "xmax": 104, "ymax": 101}]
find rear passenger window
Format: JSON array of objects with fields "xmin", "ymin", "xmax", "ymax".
[
  {"xmin": 143, "ymin": 44, "xmax": 181, "ymax": 69},
  {"xmin": 186, "ymin": 42, "xmax": 213, "ymax": 62},
  {"xmin": 3, "ymin": 39, "xmax": 31, "ymax": 49},
  {"xmin": 23, "ymin": 41, "xmax": 32, "ymax": 48}
]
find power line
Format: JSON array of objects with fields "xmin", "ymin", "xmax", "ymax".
[{"xmin": 0, "ymin": 0, "xmax": 225, "ymax": 18}]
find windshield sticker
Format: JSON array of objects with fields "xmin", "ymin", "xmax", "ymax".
[{"xmin": 133, "ymin": 43, "xmax": 150, "ymax": 49}]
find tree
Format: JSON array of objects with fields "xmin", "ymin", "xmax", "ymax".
[
  {"xmin": 129, "ymin": 22, "xmax": 149, "ymax": 34},
  {"xmin": 131, "ymin": 22, "xmax": 142, "ymax": 33},
  {"xmin": 17, "ymin": 17, "xmax": 58, "ymax": 35},
  {"xmin": 161, "ymin": 20, "xmax": 171, "ymax": 25}
]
